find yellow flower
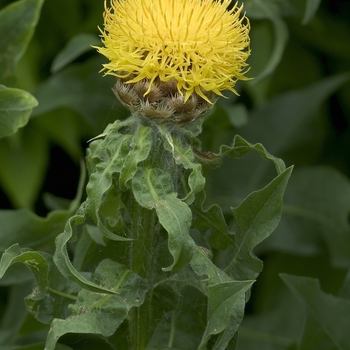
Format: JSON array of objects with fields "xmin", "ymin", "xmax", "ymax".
[{"xmin": 97, "ymin": 0, "xmax": 251, "ymax": 104}]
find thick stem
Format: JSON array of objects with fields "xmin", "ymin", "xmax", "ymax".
[
  {"xmin": 128, "ymin": 124, "xmax": 165, "ymax": 349},
  {"xmin": 129, "ymin": 199, "xmax": 158, "ymax": 349}
]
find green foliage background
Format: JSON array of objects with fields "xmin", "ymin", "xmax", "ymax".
[{"xmin": 0, "ymin": 0, "xmax": 349, "ymax": 349}]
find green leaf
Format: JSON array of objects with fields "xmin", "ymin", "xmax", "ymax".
[
  {"xmin": 51, "ymin": 33, "xmax": 100, "ymax": 73},
  {"xmin": 132, "ymin": 167, "xmax": 195, "ymax": 271},
  {"xmin": 265, "ymin": 167, "xmax": 350, "ymax": 267},
  {"xmin": 240, "ymin": 73, "xmax": 350, "ymax": 157},
  {"xmin": 157, "ymin": 125, "xmax": 205, "ymax": 204},
  {"xmin": 217, "ymin": 134, "xmax": 286, "ymax": 175},
  {"xmin": 199, "ymin": 281, "xmax": 253, "ymax": 350},
  {"xmin": 53, "ymin": 210, "xmax": 121, "ymax": 294},
  {"xmin": 0, "ymin": 344, "xmax": 70, "ymax": 350},
  {"xmin": 338, "ymin": 268, "xmax": 350, "ymax": 300},
  {"xmin": 0, "ymin": 0, "xmax": 44, "ymax": 83},
  {"xmin": 245, "ymin": 0, "xmax": 289, "ymax": 83},
  {"xmin": 302, "ymin": 0, "xmax": 322, "ymax": 25},
  {"xmin": 0, "ymin": 85, "xmax": 37, "ymax": 139},
  {"xmin": 31, "ymin": 57, "xmax": 120, "ymax": 132},
  {"xmin": 85, "ymin": 121, "xmax": 133, "ymax": 240},
  {"xmin": 35, "ymin": 109, "xmax": 87, "ymax": 161},
  {"xmin": 281, "ymin": 274, "xmax": 350, "ymax": 350},
  {"xmin": 223, "ymin": 166, "xmax": 293, "ymax": 280},
  {"xmin": 0, "ymin": 150, "xmax": 85, "ymax": 266},
  {"xmin": 119, "ymin": 124, "xmax": 152, "ymax": 190},
  {"xmin": 0, "ymin": 124, "xmax": 48, "ymax": 208},
  {"xmin": 190, "ymin": 247, "xmax": 254, "ymax": 349},
  {"xmin": 52, "ymin": 120, "xmax": 137, "ymax": 294},
  {"xmin": 0, "ymin": 244, "xmax": 48, "ymax": 295},
  {"xmin": 0, "ymin": 209, "xmax": 72, "ymax": 260},
  {"xmin": 0, "ymin": 284, "xmax": 31, "ymax": 345},
  {"xmin": 191, "ymin": 190, "xmax": 234, "ymax": 250},
  {"xmin": 45, "ymin": 259, "xmax": 149, "ymax": 350},
  {"xmin": 190, "ymin": 245, "xmax": 231, "ymax": 285},
  {"xmin": 147, "ymin": 282, "xmax": 207, "ymax": 349},
  {"xmin": 0, "ymin": 244, "xmax": 79, "ymax": 325}
]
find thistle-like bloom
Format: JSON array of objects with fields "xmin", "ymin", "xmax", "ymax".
[{"xmin": 97, "ymin": 0, "xmax": 251, "ymax": 122}]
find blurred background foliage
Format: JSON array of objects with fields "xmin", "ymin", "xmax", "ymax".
[{"xmin": 0, "ymin": 0, "xmax": 349, "ymax": 349}]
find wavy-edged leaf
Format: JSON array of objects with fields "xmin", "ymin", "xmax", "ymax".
[
  {"xmin": 223, "ymin": 166, "xmax": 292, "ymax": 280},
  {"xmin": 132, "ymin": 167, "xmax": 194, "ymax": 271},
  {"xmin": 157, "ymin": 125, "xmax": 205, "ymax": 204},
  {"xmin": 191, "ymin": 190, "xmax": 233, "ymax": 250},
  {"xmin": 217, "ymin": 134, "xmax": 286, "ymax": 175},
  {"xmin": 281, "ymin": 274, "xmax": 350, "ymax": 350},
  {"xmin": 119, "ymin": 124, "xmax": 152, "ymax": 190},
  {"xmin": 0, "ymin": 244, "xmax": 79, "ymax": 325},
  {"xmin": 53, "ymin": 209, "xmax": 119, "ymax": 294},
  {"xmin": 45, "ymin": 259, "xmax": 149, "ymax": 350},
  {"xmin": 86, "ymin": 134, "xmax": 132, "ymax": 240},
  {"xmin": 0, "ymin": 244, "xmax": 48, "ymax": 294},
  {"xmin": 0, "ymin": 85, "xmax": 37, "ymax": 139}
]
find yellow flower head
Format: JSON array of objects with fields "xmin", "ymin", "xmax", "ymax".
[{"xmin": 97, "ymin": 0, "xmax": 251, "ymax": 104}]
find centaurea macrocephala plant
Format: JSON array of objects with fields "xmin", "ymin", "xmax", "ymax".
[{"xmin": 0, "ymin": 1, "xmax": 292, "ymax": 349}]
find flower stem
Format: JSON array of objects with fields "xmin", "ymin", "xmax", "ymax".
[
  {"xmin": 129, "ymin": 196, "xmax": 158, "ymax": 349},
  {"xmin": 128, "ymin": 124, "xmax": 164, "ymax": 349}
]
